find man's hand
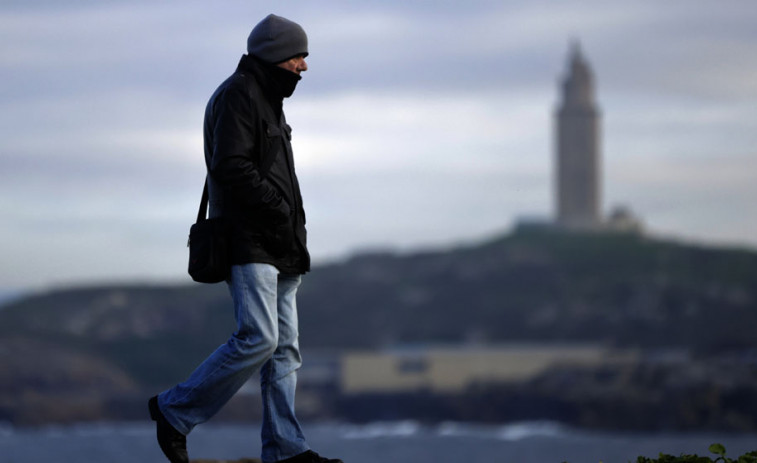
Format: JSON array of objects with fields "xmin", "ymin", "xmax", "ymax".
[{"xmin": 266, "ymin": 218, "xmax": 294, "ymax": 257}]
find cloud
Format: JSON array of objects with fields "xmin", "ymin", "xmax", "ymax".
[
  {"xmin": 1, "ymin": 0, "xmax": 757, "ymax": 290},
  {"xmin": 290, "ymin": 89, "xmax": 550, "ymax": 173}
]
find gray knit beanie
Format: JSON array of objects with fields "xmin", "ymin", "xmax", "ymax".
[{"xmin": 247, "ymin": 14, "xmax": 308, "ymax": 64}]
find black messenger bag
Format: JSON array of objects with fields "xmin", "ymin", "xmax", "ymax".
[{"xmin": 187, "ymin": 178, "xmax": 229, "ymax": 283}]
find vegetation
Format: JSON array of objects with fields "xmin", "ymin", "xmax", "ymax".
[
  {"xmin": 633, "ymin": 444, "xmax": 757, "ymax": 463},
  {"xmin": 561, "ymin": 444, "xmax": 757, "ymax": 463}
]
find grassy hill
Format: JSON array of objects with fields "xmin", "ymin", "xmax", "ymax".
[
  {"xmin": 2, "ymin": 229, "xmax": 756, "ymax": 425},
  {"xmin": 298, "ymin": 229, "xmax": 757, "ymax": 350}
]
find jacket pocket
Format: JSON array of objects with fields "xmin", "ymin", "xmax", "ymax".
[
  {"xmin": 264, "ymin": 119, "xmax": 281, "ymax": 138},
  {"xmin": 260, "ymin": 119, "xmax": 283, "ymax": 175}
]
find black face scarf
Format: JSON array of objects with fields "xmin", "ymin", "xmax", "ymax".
[
  {"xmin": 238, "ymin": 54, "xmax": 302, "ymax": 99},
  {"xmin": 264, "ymin": 62, "xmax": 302, "ymax": 98}
]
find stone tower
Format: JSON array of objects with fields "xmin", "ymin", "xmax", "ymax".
[{"xmin": 555, "ymin": 42, "xmax": 601, "ymax": 229}]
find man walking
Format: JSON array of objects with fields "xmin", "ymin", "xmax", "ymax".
[{"xmin": 148, "ymin": 14, "xmax": 342, "ymax": 463}]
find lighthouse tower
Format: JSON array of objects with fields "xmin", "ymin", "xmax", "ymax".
[{"xmin": 555, "ymin": 42, "xmax": 601, "ymax": 229}]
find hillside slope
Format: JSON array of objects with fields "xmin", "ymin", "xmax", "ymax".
[
  {"xmin": 298, "ymin": 230, "xmax": 757, "ymax": 350},
  {"xmin": 2, "ymin": 230, "xmax": 756, "ymax": 425}
]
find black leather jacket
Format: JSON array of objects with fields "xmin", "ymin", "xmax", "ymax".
[{"xmin": 203, "ymin": 55, "xmax": 310, "ymax": 274}]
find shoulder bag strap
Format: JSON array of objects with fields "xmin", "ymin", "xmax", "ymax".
[{"xmin": 196, "ymin": 177, "xmax": 209, "ymax": 223}]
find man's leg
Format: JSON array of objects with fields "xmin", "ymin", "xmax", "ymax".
[
  {"xmin": 157, "ymin": 263, "xmax": 280, "ymax": 435},
  {"xmin": 260, "ymin": 273, "xmax": 309, "ymax": 463}
]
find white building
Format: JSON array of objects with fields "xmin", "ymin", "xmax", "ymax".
[{"xmin": 340, "ymin": 344, "xmax": 637, "ymax": 394}]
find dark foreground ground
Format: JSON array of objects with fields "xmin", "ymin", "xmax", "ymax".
[{"xmin": 192, "ymin": 459, "xmax": 260, "ymax": 463}]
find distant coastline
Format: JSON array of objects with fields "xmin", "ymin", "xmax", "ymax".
[{"xmin": 2, "ymin": 230, "xmax": 757, "ymax": 429}]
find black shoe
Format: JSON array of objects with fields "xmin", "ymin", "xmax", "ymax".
[
  {"xmin": 277, "ymin": 450, "xmax": 344, "ymax": 463},
  {"xmin": 148, "ymin": 396, "xmax": 189, "ymax": 463}
]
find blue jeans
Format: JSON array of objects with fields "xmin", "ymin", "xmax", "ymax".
[{"xmin": 157, "ymin": 263, "xmax": 310, "ymax": 463}]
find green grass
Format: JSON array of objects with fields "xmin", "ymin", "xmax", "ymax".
[{"xmin": 563, "ymin": 444, "xmax": 757, "ymax": 463}]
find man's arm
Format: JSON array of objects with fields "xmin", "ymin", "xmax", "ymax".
[{"xmin": 207, "ymin": 84, "xmax": 290, "ymax": 221}]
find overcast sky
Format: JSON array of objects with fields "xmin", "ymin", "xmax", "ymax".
[{"xmin": 1, "ymin": 0, "xmax": 756, "ymax": 292}]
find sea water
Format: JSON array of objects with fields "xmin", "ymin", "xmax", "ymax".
[{"xmin": 1, "ymin": 421, "xmax": 756, "ymax": 463}]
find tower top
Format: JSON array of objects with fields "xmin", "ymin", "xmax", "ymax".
[
  {"xmin": 560, "ymin": 40, "xmax": 596, "ymax": 111},
  {"xmin": 569, "ymin": 38, "xmax": 582, "ymax": 60}
]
